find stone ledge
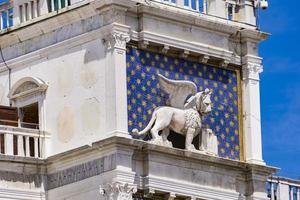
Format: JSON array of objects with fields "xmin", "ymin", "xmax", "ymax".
[
  {"xmin": 47, "ymin": 135, "xmax": 278, "ymax": 175},
  {"xmin": 0, "ymin": 135, "xmax": 277, "ymax": 175}
]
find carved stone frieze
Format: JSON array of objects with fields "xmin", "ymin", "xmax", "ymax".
[
  {"xmin": 242, "ymin": 62, "xmax": 263, "ymax": 81},
  {"xmin": 99, "ymin": 182, "xmax": 137, "ymax": 200},
  {"xmin": 47, "ymin": 154, "xmax": 116, "ymax": 190}
]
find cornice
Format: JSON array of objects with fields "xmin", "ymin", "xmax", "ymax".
[
  {"xmin": 0, "ymin": 188, "xmax": 45, "ymax": 200},
  {"xmin": 47, "ymin": 135, "xmax": 277, "ymax": 175},
  {"xmin": 134, "ymin": 2, "xmax": 269, "ymax": 42},
  {"xmin": 132, "ymin": 30, "xmax": 239, "ymax": 65}
]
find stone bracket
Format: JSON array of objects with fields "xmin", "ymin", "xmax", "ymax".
[{"xmin": 199, "ymin": 55, "xmax": 210, "ymax": 64}]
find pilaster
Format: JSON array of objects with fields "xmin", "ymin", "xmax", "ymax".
[
  {"xmin": 102, "ymin": 23, "xmax": 131, "ymax": 134},
  {"xmin": 246, "ymin": 169, "xmax": 271, "ymax": 200},
  {"xmin": 242, "ymin": 55, "xmax": 265, "ymax": 165}
]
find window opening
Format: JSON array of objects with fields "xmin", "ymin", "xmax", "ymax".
[
  {"xmin": 227, "ymin": 3, "xmax": 234, "ymax": 20},
  {"xmin": 163, "ymin": 0, "xmax": 176, "ymax": 4},
  {"xmin": 19, "ymin": 102, "xmax": 39, "ymax": 129},
  {"xmin": 47, "ymin": 0, "xmax": 69, "ymax": 12}
]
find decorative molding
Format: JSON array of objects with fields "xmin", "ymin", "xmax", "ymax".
[
  {"xmin": 242, "ymin": 62, "xmax": 263, "ymax": 81},
  {"xmin": 0, "ymin": 15, "xmax": 106, "ymax": 72},
  {"xmin": 99, "ymin": 182, "xmax": 137, "ymax": 200},
  {"xmin": 0, "ymin": 188, "xmax": 45, "ymax": 200},
  {"xmin": 138, "ymin": 40, "xmax": 149, "ymax": 49},
  {"xmin": 220, "ymin": 59, "xmax": 230, "ymax": 68},
  {"xmin": 8, "ymin": 77, "xmax": 48, "ymax": 100},
  {"xmin": 47, "ymin": 154, "xmax": 116, "ymax": 190},
  {"xmin": 144, "ymin": 175, "xmax": 242, "ymax": 200},
  {"xmin": 136, "ymin": 31, "xmax": 241, "ymax": 65},
  {"xmin": 180, "ymin": 50, "xmax": 189, "ymax": 59},
  {"xmin": 102, "ymin": 23, "xmax": 131, "ymax": 53},
  {"xmin": 103, "ymin": 31, "xmax": 130, "ymax": 52},
  {"xmin": 165, "ymin": 192, "xmax": 176, "ymax": 200},
  {"xmin": 199, "ymin": 55, "xmax": 210, "ymax": 64},
  {"xmin": 161, "ymin": 45, "xmax": 170, "ymax": 54}
]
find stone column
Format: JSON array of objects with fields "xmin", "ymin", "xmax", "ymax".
[
  {"xmin": 102, "ymin": 23, "xmax": 130, "ymax": 135},
  {"xmin": 99, "ymin": 182, "xmax": 137, "ymax": 200},
  {"xmin": 239, "ymin": 0, "xmax": 257, "ymax": 26},
  {"xmin": 277, "ymin": 180, "xmax": 290, "ymax": 200},
  {"xmin": 242, "ymin": 55, "xmax": 265, "ymax": 165},
  {"xmin": 33, "ymin": 0, "xmax": 38, "ymax": 18},
  {"xmin": 34, "ymin": 137, "xmax": 39, "ymax": 157},
  {"xmin": 206, "ymin": 0, "xmax": 226, "ymax": 19},
  {"xmin": 39, "ymin": 0, "xmax": 49, "ymax": 15},
  {"xmin": 22, "ymin": 5, "xmax": 26, "ymax": 22},
  {"xmin": 17, "ymin": 135, "xmax": 25, "ymax": 156},
  {"xmin": 290, "ymin": 188, "xmax": 294, "ymax": 200},
  {"xmin": 270, "ymin": 183, "xmax": 275, "ymax": 200},
  {"xmin": 4, "ymin": 133, "xmax": 13, "ymax": 155},
  {"xmin": 25, "ymin": 136, "xmax": 30, "ymax": 156}
]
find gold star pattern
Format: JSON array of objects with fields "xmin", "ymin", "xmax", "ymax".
[{"xmin": 126, "ymin": 47, "xmax": 241, "ymax": 160}]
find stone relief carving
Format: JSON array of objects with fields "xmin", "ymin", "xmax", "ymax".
[
  {"xmin": 242, "ymin": 63, "xmax": 263, "ymax": 81},
  {"xmin": 133, "ymin": 74, "xmax": 217, "ymax": 153},
  {"xmin": 103, "ymin": 31, "xmax": 130, "ymax": 52},
  {"xmin": 99, "ymin": 182, "xmax": 137, "ymax": 200}
]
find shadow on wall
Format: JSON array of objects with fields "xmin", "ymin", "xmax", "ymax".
[{"xmin": 0, "ymin": 170, "xmax": 45, "ymax": 188}]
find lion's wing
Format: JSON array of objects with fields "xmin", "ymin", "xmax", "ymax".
[{"xmin": 158, "ymin": 74, "xmax": 197, "ymax": 109}]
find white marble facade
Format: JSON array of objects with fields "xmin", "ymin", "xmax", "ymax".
[{"xmin": 0, "ymin": 0, "xmax": 275, "ymax": 199}]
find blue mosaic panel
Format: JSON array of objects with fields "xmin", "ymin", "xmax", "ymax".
[{"xmin": 126, "ymin": 47, "xmax": 241, "ymax": 160}]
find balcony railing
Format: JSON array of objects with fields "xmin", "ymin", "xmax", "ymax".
[
  {"xmin": 0, "ymin": 0, "xmax": 81, "ymax": 31},
  {"xmin": 268, "ymin": 177, "xmax": 300, "ymax": 200},
  {"xmin": 0, "ymin": 124, "xmax": 48, "ymax": 158},
  {"xmin": 47, "ymin": 0, "xmax": 70, "ymax": 13},
  {"xmin": 18, "ymin": 0, "xmax": 41, "ymax": 23},
  {"xmin": 0, "ymin": 0, "xmax": 257, "ymax": 32},
  {"xmin": 152, "ymin": 0, "xmax": 260, "ymax": 27},
  {"xmin": 157, "ymin": 0, "xmax": 207, "ymax": 13}
]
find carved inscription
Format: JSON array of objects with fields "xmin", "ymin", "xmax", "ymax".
[{"xmin": 47, "ymin": 154, "xmax": 116, "ymax": 190}]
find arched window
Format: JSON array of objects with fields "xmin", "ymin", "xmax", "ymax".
[{"xmin": 8, "ymin": 77, "xmax": 48, "ymax": 130}]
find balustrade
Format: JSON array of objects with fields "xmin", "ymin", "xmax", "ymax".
[
  {"xmin": 153, "ymin": 0, "xmax": 255, "ymax": 23},
  {"xmin": 48, "ymin": 0, "xmax": 70, "ymax": 12},
  {"xmin": 0, "ymin": 0, "xmax": 257, "ymax": 32},
  {"xmin": 0, "ymin": 125, "xmax": 47, "ymax": 158},
  {"xmin": 18, "ymin": 0, "xmax": 40, "ymax": 23},
  {"xmin": 268, "ymin": 177, "xmax": 300, "ymax": 200}
]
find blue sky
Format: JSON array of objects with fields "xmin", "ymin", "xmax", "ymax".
[{"xmin": 259, "ymin": 1, "xmax": 300, "ymax": 179}]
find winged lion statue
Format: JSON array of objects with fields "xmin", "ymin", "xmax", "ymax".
[{"xmin": 132, "ymin": 74, "xmax": 213, "ymax": 151}]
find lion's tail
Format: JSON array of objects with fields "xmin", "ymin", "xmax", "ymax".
[{"xmin": 132, "ymin": 110, "xmax": 157, "ymax": 136}]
